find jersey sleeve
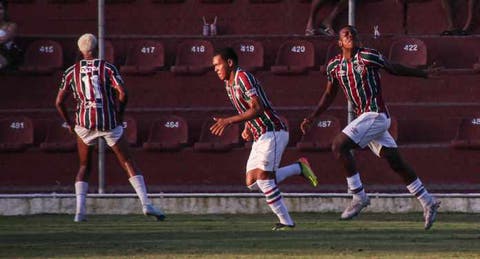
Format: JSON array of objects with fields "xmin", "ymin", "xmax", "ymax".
[
  {"xmin": 237, "ymin": 71, "xmax": 258, "ymax": 101},
  {"xmin": 326, "ymin": 59, "xmax": 339, "ymax": 84},
  {"xmin": 59, "ymin": 66, "xmax": 74, "ymax": 92},
  {"xmin": 360, "ymin": 48, "xmax": 386, "ymax": 68},
  {"xmin": 105, "ymin": 63, "xmax": 125, "ymax": 90}
]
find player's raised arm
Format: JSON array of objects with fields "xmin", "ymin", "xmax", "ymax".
[{"xmin": 383, "ymin": 58, "xmax": 428, "ymax": 78}]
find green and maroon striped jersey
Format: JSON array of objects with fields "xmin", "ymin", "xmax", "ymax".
[
  {"xmin": 327, "ymin": 47, "xmax": 389, "ymax": 116},
  {"xmin": 225, "ymin": 68, "xmax": 286, "ymax": 141},
  {"xmin": 59, "ymin": 59, "xmax": 125, "ymax": 131}
]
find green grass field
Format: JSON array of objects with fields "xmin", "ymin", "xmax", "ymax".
[{"xmin": 0, "ymin": 213, "xmax": 479, "ymax": 258}]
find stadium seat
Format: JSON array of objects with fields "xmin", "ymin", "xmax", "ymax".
[
  {"xmin": 120, "ymin": 40, "xmax": 165, "ymax": 75},
  {"xmin": 151, "ymin": 0, "xmax": 185, "ymax": 3},
  {"xmin": 122, "ymin": 116, "xmax": 138, "ymax": 146},
  {"xmin": 171, "ymin": 39, "xmax": 214, "ymax": 75},
  {"xmin": 450, "ymin": 117, "xmax": 480, "ymax": 149},
  {"xmin": 40, "ymin": 120, "xmax": 76, "ymax": 152},
  {"xmin": 47, "ymin": 0, "xmax": 86, "ymax": 3},
  {"xmin": 271, "ymin": 39, "xmax": 315, "ymax": 75},
  {"xmin": 194, "ymin": 117, "xmax": 240, "ymax": 152},
  {"xmin": 18, "ymin": 39, "xmax": 63, "ymax": 74},
  {"xmin": 389, "ymin": 38, "xmax": 427, "ymax": 68},
  {"xmin": 143, "ymin": 115, "xmax": 188, "ymax": 151},
  {"xmin": 233, "ymin": 40, "xmax": 264, "ymax": 72},
  {"xmin": 0, "ymin": 116, "xmax": 34, "ymax": 152},
  {"xmin": 296, "ymin": 115, "xmax": 340, "ymax": 151},
  {"xmin": 319, "ymin": 41, "xmax": 340, "ymax": 73},
  {"xmin": 200, "ymin": 0, "xmax": 233, "ymax": 3}
]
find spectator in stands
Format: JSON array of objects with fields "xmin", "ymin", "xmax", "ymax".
[
  {"xmin": 305, "ymin": 0, "xmax": 347, "ymax": 36},
  {"xmin": 0, "ymin": 0, "xmax": 21, "ymax": 70},
  {"xmin": 300, "ymin": 26, "xmax": 441, "ymax": 230},
  {"xmin": 440, "ymin": 0, "xmax": 479, "ymax": 35},
  {"xmin": 55, "ymin": 33, "xmax": 165, "ymax": 223},
  {"xmin": 211, "ymin": 48, "xmax": 318, "ymax": 231}
]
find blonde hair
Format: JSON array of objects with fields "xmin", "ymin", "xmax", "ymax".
[{"xmin": 77, "ymin": 33, "xmax": 97, "ymax": 54}]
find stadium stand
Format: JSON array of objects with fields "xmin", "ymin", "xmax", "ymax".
[
  {"xmin": 18, "ymin": 39, "xmax": 63, "ymax": 74},
  {"xmin": 194, "ymin": 117, "xmax": 240, "ymax": 152},
  {"xmin": 171, "ymin": 39, "xmax": 214, "ymax": 75},
  {"xmin": 120, "ymin": 40, "xmax": 165, "ymax": 75},
  {"xmin": 123, "ymin": 116, "xmax": 139, "ymax": 146},
  {"xmin": 450, "ymin": 117, "xmax": 480, "ymax": 149},
  {"xmin": 142, "ymin": 115, "xmax": 189, "ymax": 151},
  {"xmin": 271, "ymin": 39, "xmax": 315, "ymax": 75},
  {"xmin": 0, "ymin": 116, "xmax": 34, "ymax": 152}
]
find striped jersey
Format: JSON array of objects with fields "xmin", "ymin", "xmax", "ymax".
[
  {"xmin": 59, "ymin": 59, "xmax": 125, "ymax": 131},
  {"xmin": 326, "ymin": 47, "xmax": 389, "ymax": 116},
  {"xmin": 225, "ymin": 68, "xmax": 286, "ymax": 141}
]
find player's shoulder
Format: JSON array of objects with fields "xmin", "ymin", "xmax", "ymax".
[
  {"xmin": 237, "ymin": 68, "xmax": 256, "ymax": 83},
  {"xmin": 326, "ymin": 54, "xmax": 342, "ymax": 72},
  {"xmin": 63, "ymin": 64, "xmax": 75, "ymax": 75}
]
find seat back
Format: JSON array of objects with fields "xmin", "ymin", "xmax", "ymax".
[
  {"xmin": 123, "ymin": 40, "xmax": 164, "ymax": 72},
  {"xmin": 274, "ymin": 39, "xmax": 315, "ymax": 68},
  {"xmin": 148, "ymin": 116, "xmax": 188, "ymax": 145},
  {"xmin": 296, "ymin": 115, "xmax": 340, "ymax": 151},
  {"xmin": 233, "ymin": 40, "xmax": 264, "ymax": 72},
  {"xmin": 389, "ymin": 38, "xmax": 427, "ymax": 68},
  {"xmin": 20, "ymin": 39, "xmax": 63, "ymax": 73},
  {"xmin": 0, "ymin": 116, "xmax": 34, "ymax": 151},
  {"xmin": 122, "ymin": 116, "xmax": 138, "ymax": 146},
  {"xmin": 40, "ymin": 120, "xmax": 76, "ymax": 152},
  {"xmin": 171, "ymin": 39, "xmax": 214, "ymax": 75},
  {"xmin": 194, "ymin": 117, "xmax": 240, "ymax": 151},
  {"xmin": 451, "ymin": 117, "xmax": 480, "ymax": 149}
]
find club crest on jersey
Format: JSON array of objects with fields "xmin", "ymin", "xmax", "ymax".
[
  {"xmin": 354, "ymin": 64, "xmax": 364, "ymax": 73},
  {"xmin": 337, "ymin": 69, "xmax": 346, "ymax": 77}
]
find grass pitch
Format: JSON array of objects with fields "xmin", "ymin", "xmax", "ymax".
[{"xmin": 0, "ymin": 213, "xmax": 479, "ymax": 258}]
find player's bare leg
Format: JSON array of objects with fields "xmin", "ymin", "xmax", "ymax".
[
  {"xmin": 381, "ymin": 147, "xmax": 440, "ymax": 230},
  {"xmin": 332, "ymin": 133, "xmax": 370, "ymax": 220},
  {"xmin": 74, "ymin": 137, "xmax": 93, "ymax": 222},
  {"xmin": 111, "ymin": 136, "xmax": 165, "ymax": 221},
  {"xmin": 246, "ymin": 169, "xmax": 295, "ymax": 230}
]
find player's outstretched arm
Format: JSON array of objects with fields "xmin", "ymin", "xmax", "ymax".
[
  {"xmin": 383, "ymin": 59, "xmax": 429, "ymax": 78},
  {"xmin": 301, "ymin": 81, "xmax": 338, "ymax": 135}
]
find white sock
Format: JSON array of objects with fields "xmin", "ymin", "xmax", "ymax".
[
  {"xmin": 75, "ymin": 181, "xmax": 88, "ymax": 215},
  {"xmin": 347, "ymin": 173, "xmax": 366, "ymax": 200},
  {"xmin": 256, "ymin": 179, "xmax": 294, "ymax": 226},
  {"xmin": 406, "ymin": 178, "xmax": 432, "ymax": 207},
  {"xmin": 276, "ymin": 163, "xmax": 301, "ymax": 184},
  {"xmin": 129, "ymin": 175, "xmax": 152, "ymax": 206}
]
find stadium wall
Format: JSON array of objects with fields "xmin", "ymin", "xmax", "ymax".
[{"xmin": 1, "ymin": 193, "xmax": 480, "ymax": 216}]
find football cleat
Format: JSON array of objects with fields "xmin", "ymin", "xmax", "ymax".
[
  {"xmin": 423, "ymin": 199, "xmax": 441, "ymax": 230},
  {"xmin": 74, "ymin": 214, "xmax": 87, "ymax": 222},
  {"xmin": 143, "ymin": 204, "xmax": 166, "ymax": 221},
  {"xmin": 340, "ymin": 195, "xmax": 370, "ymax": 220},
  {"xmin": 298, "ymin": 157, "xmax": 318, "ymax": 187},
  {"xmin": 272, "ymin": 223, "xmax": 295, "ymax": 231}
]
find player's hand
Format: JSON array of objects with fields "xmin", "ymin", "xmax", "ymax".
[
  {"xmin": 241, "ymin": 127, "xmax": 253, "ymax": 141},
  {"xmin": 300, "ymin": 118, "xmax": 313, "ymax": 135},
  {"xmin": 210, "ymin": 117, "xmax": 231, "ymax": 136},
  {"xmin": 63, "ymin": 122, "xmax": 74, "ymax": 134}
]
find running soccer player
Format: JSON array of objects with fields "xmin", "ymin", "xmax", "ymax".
[
  {"xmin": 300, "ymin": 26, "xmax": 440, "ymax": 230},
  {"xmin": 55, "ymin": 33, "xmax": 165, "ymax": 222},
  {"xmin": 211, "ymin": 48, "xmax": 318, "ymax": 231}
]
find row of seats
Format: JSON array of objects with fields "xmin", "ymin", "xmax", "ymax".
[
  {"xmin": 2, "ymin": 115, "xmax": 479, "ymax": 153},
  {"xmin": 17, "ymin": 38, "xmax": 480, "ymax": 75}
]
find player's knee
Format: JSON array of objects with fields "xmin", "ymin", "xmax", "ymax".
[{"xmin": 332, "ymin": 138, "xmax": 348, "ymax": 159}]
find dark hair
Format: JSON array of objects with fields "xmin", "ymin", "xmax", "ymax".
[
  {"xmin": 214, "ymin": 47, "xmax": 238, "ymax": 65},
  {"xmin": 338, "ymin": 25, "xmax": 358, "ymax": 39},
  {"xmin": 0, "ymin": 0, "xmax": 9, "ymax": 21}
]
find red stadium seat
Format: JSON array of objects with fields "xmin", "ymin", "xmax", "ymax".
[
  {"xmin": 233, "ymin": 40, "xmax": 264, "ymax": 72},
  {"xmin": 151, "ymin": 0, "xmax": 185, "ymax": 3},
  {"xmin": 122, "ymin": 116, "xmax": 138, "ymax": 146},
  {"xmin": 271, "ymin": 39, "xmax": 315, "ymax": 75},
  {"xmin": 120, "ymin": 40, "xmax": 165, "ymax": 75},
  {"xmin": 0, "ymin": 116, "xmax": 34, "ymax": 152},
  {"xmin": 171, "ymin": 40, "xmax": 214, "ymax": 75},
  {"xmin": 40, "ymin": 120, "xmax": 76, "ymax": 152},
  {"xmin": 194, "ymin": 117, "xmax": 240, "ymax": 152},
  {"xmin": 18, "ymin": 39, "xmax": 63, "ymax": 74},
  {"xmin": 450, "ymin": 117, "xmax": 480, "ymax": 149},
  {"xmin": 143, "ymin": 115, "xmax": 188, "ymax": 151},
  {"xmin": 296, "ymin": 115, "xmax": 340, "ymax": 151},
  {"xmin": 389, "ymin": 38, "xmax": 427, "ymax": 68}
]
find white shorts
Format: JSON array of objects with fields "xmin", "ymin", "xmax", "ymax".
[
  {"xmin": 74, "ymin": 125, "xmax": 124, "ymax": 147},
  {"xmin": 246, "ymin": 130, "xmax": 289, "ymax": 172},
  {"xmin": 342, "ymin": 112, "xmax": 397, "ymax": 157}
]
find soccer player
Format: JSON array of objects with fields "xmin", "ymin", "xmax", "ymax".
[
  {"xmin": 211, "ymin": 48, "xmax": 318, "ymax": 231},
  {"xmin": 55, "ymin": 33, "xmax": 165, "ymax": 222},
  {"xmin": 300, "ymin": 26, "xmax": 440, "ymax": 230}
]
